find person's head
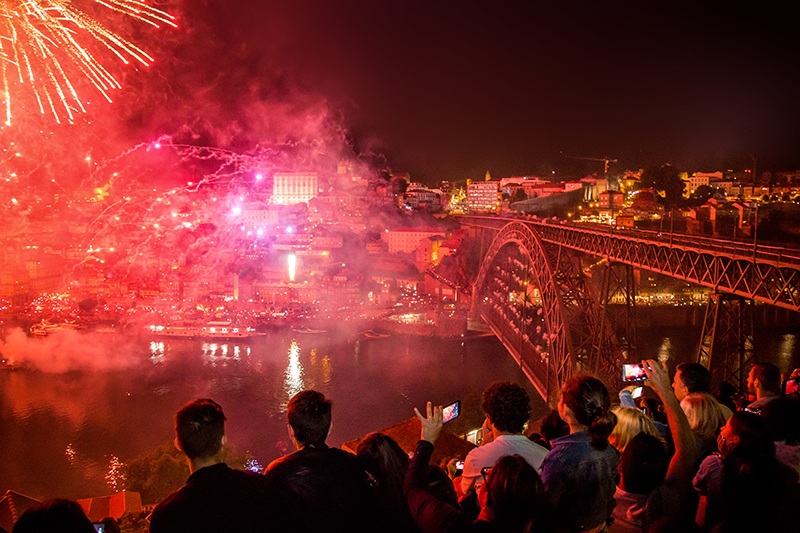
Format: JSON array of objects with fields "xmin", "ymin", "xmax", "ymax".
[
  {"xmin": 717, "ymin": 410, "xmax": 773, "ymax": 457},
  {"xmin": 673, "ymin": 363, "xmax": 711, "ymax": 401},
  {"xmin": 748, "ymin": 362, "xmax": 781, "ymax": 398},
  {"xmin": 619, "ymin": 433, "xmax": 669, "ymax": 495},
  {"xmin": 357, "ymin": 433, "xmax": 409, "ymax": 503},
  {"xmin": 12, "ymin": 499, "xmax": 94, "ymax": 533},
  {"xmin": 762, "ymin": 396, "xmax": 800, "ymax": 445},
  {"xmin": 481, "ymin": 454, "xmax": 544, "ymax": 531},
  {"xmin": 539, "ymin": 409, "xmax": 569, "ymax": 444},
  {"xmin": 610, "ymin": 406, "xmax": 661, "ymax": 453},
  {"xmin": 287, "ymin": 390, "xmax": 332, "ymax": 447},
  {"xmin": 175, "ymin": 399, "xmax": 226, "ymax": 460},
  {"xmin": 482, "ymin": 381, "xmax": 531, "ymax": 434},
  {"xmin": 558, "ymin": 376, "xmax": 617, "ymax": 450},
  {"xmin": 680, "ymin": 392, "xmax": 726, "ymax": 444}
]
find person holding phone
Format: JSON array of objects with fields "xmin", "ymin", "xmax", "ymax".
[{"xmin": 456, "ymin": 382, "xmax": 548, "ymax": 512}]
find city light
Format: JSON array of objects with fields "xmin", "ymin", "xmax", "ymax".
[{"xmin": 288, "ymin": 254, "xmax": 296, "ymax": 282}]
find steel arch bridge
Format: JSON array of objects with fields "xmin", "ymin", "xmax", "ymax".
[{"xmin": 462, "ymin": 215, "xmax": 800, "ymax": 401}]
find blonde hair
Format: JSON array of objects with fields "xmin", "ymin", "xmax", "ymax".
[
  {"xmin": 680, "ymin": 392, "xmax": 726, "ymax": 443},
  {"xmin": 610, "ymin": 406, "xmax": 661, "ymax": 453}
]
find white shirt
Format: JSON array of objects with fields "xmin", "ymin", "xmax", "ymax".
[{"xmin": 460, "ymin": 434, "xmax": 549, "ymax": 496}]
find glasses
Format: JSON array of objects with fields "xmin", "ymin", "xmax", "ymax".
[{"xmin": 481, "ymin": 466, "xmax": 492, "ymax": 483}]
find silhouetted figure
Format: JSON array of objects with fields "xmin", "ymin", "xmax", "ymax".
[
  {"xmin": 149, "ymin": 398, "xmax": 277, "ymax": 533},
  {"xmin": 12, "ymin": 499, "xmax": 94, "ymax": 533},
  {"xmin": 264, "ymin": 390, "xmax": 375, "ymax": 533}
]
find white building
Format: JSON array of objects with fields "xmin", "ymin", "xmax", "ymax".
[
  {"xmin": 273, "ymin": 172, "xmax": 319, "ymax": 205},
  {"xmin": 468, "ymin": 181, "xmax": 500, "ymax": 213},
  {"xmin": 382, "ymin": 227, "xmax": 445, "ymax": 254}
]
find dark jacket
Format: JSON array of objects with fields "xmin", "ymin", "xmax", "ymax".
[
  {"xmin": 264, "ymin": 443, "xmax": 375, "ymax": 533},
  {"xmin": 150, "ymin": 462, "xmax": 276, "ymax": 533}
]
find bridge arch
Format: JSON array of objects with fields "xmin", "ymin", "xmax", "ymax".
[{"xmin": 472, "ymin": 222, "xmax": 601, "ymax": 401}]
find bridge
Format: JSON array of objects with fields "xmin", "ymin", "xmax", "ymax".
[{"xmin": 456, "ymin": 215, "xmax": 800, "ymax": 402}]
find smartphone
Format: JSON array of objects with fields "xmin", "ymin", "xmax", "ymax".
[
  {"xmin": 92, "ymin": 525, "xmax": 106, "ymax": 533},
  {"xmin": 442, "ymin": 400, "xmax": 460, "ymax": 423},
  {"xmin": 783, "ymin": 376, "xmax": 800, "ymax": 396},
  {"xmin": 622, "ymin": 363, "xmax": 647, "ymax": 382},
  {"xmin": 456, "ymin": 460, "xmax": 464, "ymax": 471},
  {"xmin": 632, "ymin": 386, "xmax": 643, "ymax": 399}
]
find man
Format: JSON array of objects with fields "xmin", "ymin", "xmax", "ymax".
[
  {"xmin": 672, "ymin": 362, "xmax": 711, "ymax": 402},
  {"xmin": 457, "ymin": 382, "xmax": 548, "ymax": 501},
  {"xmin": 747, "ymin": 362, "xmax": 782, "ymax": 411},
  {"xmin": 263, "ymin": 390, "xmax": 374, "ymax": 533},
  {"xmin": 150, "ymin": 399, "xmax": 276, "ymax": 533},
  {"xmin": 610, "ymin": 360, "xmax": 697, "ymax": 532}
]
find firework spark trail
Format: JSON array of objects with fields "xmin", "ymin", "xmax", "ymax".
[{"xmin": 0, "ymin": 0, "xmax": 176, "ymax": 125}]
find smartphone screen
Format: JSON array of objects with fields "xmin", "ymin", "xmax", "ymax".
[
  {"xmin": 442, "ymin": 400, "xmax": 460, "ymax": 423},
  {"xmin": 784, "ymin": 377, "xmax": 800, "ymax": 396},
  {"xmin": 632, "ymin": 386, "xmax": 643, "ymax": 399},
  {"xmin": 622, "ymin": 363, "xmax": 647, "ymax": 382}
]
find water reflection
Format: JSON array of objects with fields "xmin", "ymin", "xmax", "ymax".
[
  {"xmin": 657, "ymin": 338, "xmax": 673, "ymax": 365},
  {"xmin": 284, "ymin": 340, "xmax": 304, "ymax": 404},
  {"xmin": 149, "ymin": 341, "xmax": 164, "ymax": 364},
  {"xmin": 778, "ymin": 335, "xmax": 797, "ymax": 368}
]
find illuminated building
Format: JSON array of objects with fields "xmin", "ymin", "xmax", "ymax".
[
  {"xmin": 467, "ymin": 180, "xmax": 500, "ymax": 213},
  {"xmin": 273, "ymin": 172, "xmax": 319, "ymax": 205},
  {"xmin": 383, "ymin": 227, "xmax": 445, "ymax": 254}
]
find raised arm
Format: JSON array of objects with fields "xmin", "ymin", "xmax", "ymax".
[{"xmin": 643, "ymin": 359, "xmax": 697, "ymax": 485}]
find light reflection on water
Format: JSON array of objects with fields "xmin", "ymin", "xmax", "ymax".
[{"xmin": 2, "ymin": 325, "xmax": 799, "ymax": 502}]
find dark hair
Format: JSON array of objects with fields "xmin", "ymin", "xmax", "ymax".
[
  {"xmin": 357, "ymin": 433, "xmax": 409, "ymax": 514},
  {"xmin": 729, "ymin": 410, "xmax": 774, "ymax": 458},
  {"xmin": 287, "ymin": 390, "xmax": 332, "ymax": 446},
  {"xmin": 620, "ymin": 433, "xmax": 669, "ymax": 494},
  {"xmin": 12, "ymin": 499, "xmax": 95, "ymax": 533},
  {"xmin": 561, "ymin": 376, "xmax": 617, "ymax": 450},
  {"xmin": 482, "ymin": 382, "xmax": 531, "ymax": 434},
  {"xmin": 751, "ymin": 362, "xmax": 781, "ymax": 395},
  {"xmin": 175, "ymin": 399, "xmax": 226, "ymax": 460},
  {"xmin": 485, "ymin": 455, "xmax": 544, "ymax": 532},
  {"xmin": 539, "ymin": 409, "xmax": 569, "ymax": 444},
  {"xmin": 762, "ymin": 397, "xmax": 800, "ymax": 445},
  {"xmin": 676, "ymin": 363, "xmax": 711, "ymax": 394}
]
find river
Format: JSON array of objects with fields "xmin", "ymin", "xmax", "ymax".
[{"xmin": 1, "ymin": 321, "xmax": 798, "ymax": 501}]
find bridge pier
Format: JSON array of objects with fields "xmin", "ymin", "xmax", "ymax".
[
  {"xmin": 697, "ymin": 293, "xmax": 754, "ymax": 394},
  {"xmin": 594, "ymin": 262, "xmax": 637, "ymax": 380}
]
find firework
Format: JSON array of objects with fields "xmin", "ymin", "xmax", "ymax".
[{"xmin": 0, "ymin": 0, "xmax": 177, "ymax": 125}]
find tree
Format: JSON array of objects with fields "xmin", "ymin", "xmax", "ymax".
[
  {"xmin": 689, "ymin": 184, "xmax": 715, "ymax": 205},
  {"xmin": 512, "ymin": 188, "xmax": 528, "ymax": 203},
  {"xmin": 640, "ymin": 164, "xmax": 685, "ymax": 207}
]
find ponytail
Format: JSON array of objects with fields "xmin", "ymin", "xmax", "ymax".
[{"xmin": 561, "ymin": 376, "xmax": 617, "ymax": 450}]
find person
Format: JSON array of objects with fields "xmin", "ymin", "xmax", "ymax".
[
  {"xmin": 671, "ymin": 363, "xmax": 710, "ymax": 402},
  {"xmin": 762, "ymin": 396, "xmax": 800, "ymax": 476},
  {"xmin": 541, "ymin": 375, "xmax": 619, "ymax": 533},
  {"xmin": 405, "ymin": 402, "xmax": 545, "ymax": 533},
  {"xmin": 610, "ymin": 359, "xmax": 697, "ymax": 532},
  {"xmin": 357, "ymin": 432, "xmax": 419, "ymax": 533},
  {"xmin": 680, "ymin": 392, "xmax": 727, "ymax": 463},
  {"xmin": 149, "ymin": 399, "xmax": 276, "ymax": 533},
  {"xmin": 12, "ymin": 499, "xmax": 95, "ymax": 533},
  {"xmin": 692, "ymin": 410, "xmax": 772, "ymax": 531},
  {"xmin": 536, "ymin": 408, "xmax": 570, "ymax": 450},
  {"xmin": 746, "ymin": 361, "xmax": 781, "ymax": 411},
  {"xmin": 672, "ymin": 363, "xmax": 733, "ymax": 421},
  {"xmin": 609, "ymin": 406, "xmax": 661, "ymax": 453},
  {"xmin": 263, "ymin": 390, "xmax": 375, "ymax": 533},
  {"xmin": 457, "ymin": 382, "xmax": 548, "ymax": 503}
]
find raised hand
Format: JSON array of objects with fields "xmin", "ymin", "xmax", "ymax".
[{"xmin": 414, "ymin": 401, "xmax": 443, "ymax": 444}]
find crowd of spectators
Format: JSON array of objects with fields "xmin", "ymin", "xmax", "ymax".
[{"xmin": 10, "ymin": 361, "xmax": 800, "ymax": 533}]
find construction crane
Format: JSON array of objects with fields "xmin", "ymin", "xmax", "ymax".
[{"xmin": 563, "ymin": 155, "xmax": 618, "ymax": 175}]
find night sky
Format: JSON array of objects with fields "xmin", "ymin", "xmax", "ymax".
[
  {"xmin": 13, "ymin": 0, "xmax": 800, "ymax": 186},
  {"xmin": 194, "ymin": 0, "xmax": 799, "ymax": 183}
]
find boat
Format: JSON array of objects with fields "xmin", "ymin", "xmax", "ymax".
[
  {"xmin": 149, "ymin": 321, "xmax": 265, "ymax": 340},
  {"xmin": 31, "ymin": 321, "xmax": 80, "ymax": 337},
  {"xmin": 362, "ymin": 329, "xmax": 390, "ymax": 338},
  {"xmin": 291, "ymin": 326, "xmax": 328, "ymax": 334}
]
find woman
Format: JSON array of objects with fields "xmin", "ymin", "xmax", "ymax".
[
  {"xmin": 680, "ymin": 392, "xmax": 727, "ymax": 463},
  {"xmin": 357, "ymin": 432, "xmax": 419, "ymax": 533},
  {"xmin": 609, "ymin": 406, "xmax": 661, "ymax": 453},
  {"xmin": 541, "ymin": 376, "xmax": 619, "ymax": 532}
]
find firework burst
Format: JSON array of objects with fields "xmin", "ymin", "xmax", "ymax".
[{"xmin": 0, "ymin": 0, "xmax": 176, "ymax": 125}]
